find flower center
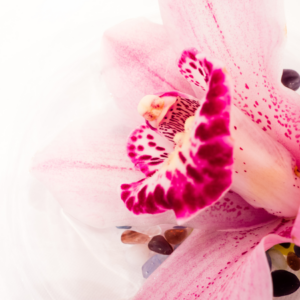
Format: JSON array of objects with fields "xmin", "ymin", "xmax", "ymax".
[{"xmin": 137, "ymin": 95, "xmax": 177, "ymax": 129}]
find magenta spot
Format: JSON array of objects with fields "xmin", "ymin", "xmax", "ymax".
[
  {"xmin": 187, "ymin": 165, "xmax": 203, "ymax": 183},
  {"xmin": 189, "ymin": 62, "xmax": 197, "ymax": 69},
  {"xmin": 147, "ymin": 134, "xmax": 154, "ymax": 140},
  {"xmin": 121, "ymin": 184, "xmax": 131, "ymax": 190},
  {"xmin": 198, "ymin": 68, "xmax": 204, "ymax": 76},
  {"xmin": 126, "ymin": 197, "xmax": 134, "ymax": 210},
  {"xmin": 195, "ymin": 117, "xmax": 230, "ymax": 141},
  {"xmin": 179, "ymin": 152, "xmax": 186, "ymax": 163},
  {"xmin": 149, "ymin": 161, "xmax": 163, "ymax": 166},
  {"xmin": 186, "ymin": 69, "xmax": 192, "ymax": 73},
  {"xmin": 139, "ymin": 155, "xmax": 152, "ymax": 160},
  {"xmin": 197, "ymin": 141, "xmax": 233, "ymax": 167},
  {"xmin": 138, "ymin": 135, "xmax": 142, "ymax": 139},
  {"xmin": 148, "ymin": 142, "xmax": 156, "ymax": 147},
  {"xmin": 131, "ymin": 136, "xmax": 137, "ymax": 142},
  {"xmin": 121, "ymin": 191, "xmax": 130, "ymax": 201},
  {"xmin": 188, "ymin": 51, "xmax": 196, "ymax": 61},
  {"xmin": 234, "ymin": 126, "xmax": 237, "ymax": 130},
  {"xmin": 128, "ymin": 145, "xmax": 135, "ymax": 151},
  {"xmin": 154, "ymin": 185, "xmax": 171, "ymax": 209},
  {"xmin": 156, "ymin": 146, "xmax": 165, "ymax": 151},
  {"xmin": 240, "ymin": 147, "xmax": 243, "ymax": 150},
  {"xmin": 128, "ymin": 152, "xmax": 136, "ymax": 158},
  {"xmin": 245, "ymin": 84, "xmax": 249, "ymax": 89},
  {"xmin": 137, "ymin": 145, "xmax": 144, "ymax": 151}
]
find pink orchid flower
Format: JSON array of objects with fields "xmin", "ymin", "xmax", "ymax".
[{"xmin": 31, "ymin": 0, "xmax": 300, "ymax": 298}]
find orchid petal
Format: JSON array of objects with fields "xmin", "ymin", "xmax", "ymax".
[
  {"xmin": 184, "ymin": 190, "xmax": 277, "ymax": 231},
  {"xmin": 121, "ymin": 56, "xmax": 233, "ymax": 223},
  {"xmin": 159, "ymin": 0, "xmax": 300, "ymax": 164},
  {"xmin": 102, "ymin": 18, "xmax": 195, "ymax": 121},
  {"xmin": 134, "ymin": 219, "xmax": 294, "ymax": 300},
  {"xmin": 127, "ymin": 124, "xmax": 173, "ymax": 176},
  {"xmin": 230, "ymin": 104, "xmax": 300, "ymax": 217},
  {"xmin": 179, "ymin": 50, "xmax": 300, "ymax": 217},
  {"xmin": 31, "ymin": 109, "xmax": 176, "ymax": 228}
]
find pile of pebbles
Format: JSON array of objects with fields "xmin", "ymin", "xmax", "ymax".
[
  {"xmin": 267, "ymin": 243, "xmax": 300, "ymax": 297},
  {"xmin": 117, "ymin": 225, "xmax": 192, "ymax": 278}
]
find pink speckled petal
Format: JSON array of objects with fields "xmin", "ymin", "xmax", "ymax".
[
  {"xmin": 127, "ymin": 124, "xmax": 173, "ymax": 176},
  {"xmin": 121, "ymin": 55, "xmax": 233, "ymax": 223},
  {"xmin": 159, "ymin": 0, "xmax": 300, "ymax": 164},
  {"xmin": 102, "ymin": 18, "xmax": 195, "ymax": 122},
  {"xmin": 134, "ymin": 219, "xmax": 294, "ymax": 300},
  {"xmin": 31, "ymin": 109, "xmax": 176, "ymax": 228},
  {"xmin": 178, "ymin": 49, "xmax": 210, "ymax": 95},
  {"xmin": 185, "ymin": 190, "xmax": 276, "ymax": 230},
  {"xmin": 230, "ymin": 105, "xmax": 300, "ymax": 218}
]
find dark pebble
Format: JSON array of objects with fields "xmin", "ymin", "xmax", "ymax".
[
  {"xmin": 280, "ymin": 243, "xmax": 291, "ymax": 249},
  {"xmin": 116, "ymin": 226, "xmax": 132, "ymax": 229},
  {"xmin": 287, "ymin": 252, "xmax": 300, "ymax": 271},
  {"xmin": 272, "ymin": 270, "xmax": 300, "ymax": 297},
  {"xmin": 266, "ymin": 251, "xmax": 272, "ymax": 270},
  {"xmin": 148, "ymin": 235, "xmax": 173, "ymax": 255},
  {"xmin": 294, "ymin": 244, "xmax": 300, "ymax": 258},
  {"xmin": 281, "ymin": 69, "xmax": 300, "ymax": 91}
]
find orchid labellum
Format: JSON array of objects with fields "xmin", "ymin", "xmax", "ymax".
[{"xmin": 31, "ymin": 0, "xmax": 300, "ymax": 298}]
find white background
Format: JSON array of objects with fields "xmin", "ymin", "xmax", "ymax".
[{"xmin": 1, "ymin": 0, "xmax": 300, "ymax": 299}]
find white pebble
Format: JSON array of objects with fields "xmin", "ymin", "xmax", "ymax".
[{"xmin": 268, "ymin": 249, "xmax": 287, "ymax": 271}]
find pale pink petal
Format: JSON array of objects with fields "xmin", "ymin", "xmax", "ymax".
[
  {"xmin": 185, "ymin": 190, "xmax": 277, "ymax": 230},
  {"xmin": 102, "ymin": 18, "xmax": 195, "ymax": 121},
  {"xmin": 121, "ymin": 55, "xmax": 233, "ymax": 223},
  {"xmin": 160, "ymin": 0, "xmax": 300, "ymax": 163},
  {"xmin": 31, "ymin": 109, "xmax": 176, "ymax": 228},
  {"xmin": 134, "ymin": 219, "xmax": 294, "ymax": 300},
  {"xmin": 230, "ymin": 105, "xmax": 300, "ymax": 217}
]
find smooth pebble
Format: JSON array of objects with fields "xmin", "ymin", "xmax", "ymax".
[
  {"xmin": 142, "ymin": 254, "xmax": 169, "ymax": 279},
  {"xmin": 268, "ymin": 248, "xmax": 288, "ymax": 270}
]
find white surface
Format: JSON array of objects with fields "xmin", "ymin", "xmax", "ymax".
[{"xmin": 1, "ymin": 0, "xmax": 300, "ymax": 299}]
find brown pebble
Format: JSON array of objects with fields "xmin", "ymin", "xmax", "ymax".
[
  {"xmin": 121, "ymin": 230, "xmax": 150, "ymax": 244},
  {"xmin": 164, "ymin": 229, "xmax": 187, "ymax": 244},
  {"xmin": 287, "ymin": 252, "xmax": 300, "ymax": 271}
]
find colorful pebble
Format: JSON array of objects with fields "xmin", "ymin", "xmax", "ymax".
[
  {"xmin": 273, "ymin": 243, "xmax": 294, "ymax": 256},
  {"xmin": 287, "ymin": 252, "xmax": 300, "ymax": 271},
  {"xmin": 272, "ymin": 270, "xmax": 300, "ymax": 297},
  {"xmin": 148, "ymin": 235, "xmax": 173, "ymax": 255},
  {"xmin": 142, "ymin": 254, "xmax": 169, "ymax": 279},
  {"xmin": 280, "ymin": 243, "xmax": 291, "ymax": 249},
  {"xmin": 164, "ymin": 229, "xmax": 187, "ymax": 245},
  {"xmin": 294, "ymin": 245, "xmax": 300, "ymax": 258},
  {"xmin": 281, "ymin": 69, "xmax": 300, "ymax": 91},
  {"xmin": 116, "ymin": 226, "xmax": 132, "ymax": 229},
  {"xmin": 268, "ymin": 248, "xmax": 287, "ymax": 270},
  {"xmin": 121, "ymin": 230, "xmax": 150, "ymax": 244}
]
